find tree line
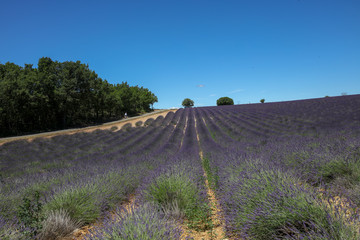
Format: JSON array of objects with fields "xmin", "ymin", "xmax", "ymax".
[{"xmin": 0, "ymin": 57, "xmax": 158, "ymax": 137}]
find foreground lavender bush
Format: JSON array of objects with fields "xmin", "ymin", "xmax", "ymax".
[
  {"xmin": 42, "ymin": 162, "xmax": 153, "ymax": 226},
  {"xmin": 43, "ymin": 185, "xmax": 102, "ymax": 225},
  {"xmin": 261, "ymin": 132, "xmax": 360, "ymax": 203},
  {"xmin": 143, "ymin": 163, "xmax": 211, "ymax": 226},
  {"xmin": 38, "ymin": 209, "xmax": 81, "ymax": 240},
  {"xmin": 223, "ymin": 161, "xmax": 358, "ymax": 239},
  {"xmin": 0, "ymin": 216, "xmax": 25, "ymax": 240},
  {"xmin": 87, "ymin": 203, "xmax": 183, "ymax": 240}
]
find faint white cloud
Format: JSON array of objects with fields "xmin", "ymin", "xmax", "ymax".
[
  {"xmin": 228, "ymin": 89, "xmax": 244, "ymax": 94},
  {"xmin": 209, "ymin": 94, "xmax": 217, "ymax": 97},
  {"xmin": 197, "ymin": 84, "xmax": 205, "ymax": 88}
]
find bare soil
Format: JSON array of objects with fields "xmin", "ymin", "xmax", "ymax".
[
  {"xmin": 0, "ymin": 109, "xmax": 175, "ymax": 146},
  {"xmin": 182, "ymin": 117, "xmax": 227, "ymax": 240}
]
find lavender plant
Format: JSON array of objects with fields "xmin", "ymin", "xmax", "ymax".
[
  {"xmin": 2, "ymin": 95, "xmax": 360, "ymax": 239},
  {"xmin": 38, "ymin": 209, "xmax": 81, "ymax": 240},
  {"xmin": 143, "ymin": 165, "xmax": 210, "ymax": 226},
  {"xmin": 194, "ymin": 95, "xmax": 360, "ymax": 238},
  {"xmin": 87, "ymin": 203, "xmax": 183, "ymax": 240},
  {"xmin": 0, "ymin": 110, "xmax": 182, "ymax": 238},
  {"xmin": 223, "ymin": 161, "xmax": 357, "ymax": 239}
]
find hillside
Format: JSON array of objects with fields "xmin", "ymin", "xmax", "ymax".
[
  {"xmin": 1, "ymin": 95, "xmax": 360, "ymax": 239},
  {"xmin": 0, "ymin": 109, "xmax": 174, "ymax": 146}
]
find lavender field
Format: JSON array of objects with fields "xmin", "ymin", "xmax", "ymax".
[{"xmin": 1, "ymin": 95, "xmax": 360, "ymax": 239}]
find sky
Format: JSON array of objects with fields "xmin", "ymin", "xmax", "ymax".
[{"xmin": 1, "ymin": 0, "xmax": 359, "ymax": 109}]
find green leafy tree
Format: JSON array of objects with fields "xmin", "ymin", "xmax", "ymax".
[
  {"xmin": 0, "ymin": 58, "xmax": 158, "ymax": 137},
  {"xmin": 217, "ymin": 97, "xmax": 234, "ymax": 106},
  {"xmin": 182, "ymin": 98, "xmax": 194, "ymax": 108},
  {"xmin": 260, "ymin": 99, "xmax": 265, "ymax": 103},
  {"xmin": 0, "ymin": 62, "xmax": 26, "ymax": 134}
]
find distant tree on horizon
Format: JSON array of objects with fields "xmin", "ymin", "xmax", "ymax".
[
  {"xmin": 217, "ymin": 97, "xmax": 234, "ymax": 106},
  {"xmin": 182, "ymin": 98, "xmax": 194, "ymax": 108},
  {"xmin": 260, "ymin": 99, "xmax": 265, "ymax": 103}
]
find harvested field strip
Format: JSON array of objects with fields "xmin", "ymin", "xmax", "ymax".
[{"xmin": 0, "ymin": 109, "xmax": 174, "ymax": 146}]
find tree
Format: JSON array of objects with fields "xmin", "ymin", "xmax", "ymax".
[
  {"xmin": 217, "ymin": 97, "xmax": 234, "ymax": 106},
  {"xmin": 0, "ymin": 57, "xmax": 158, "ymax": 137},
  {"xmin": 182, "ymin": 98, "xmax": 194, "ymax": 108},
  {"xmin": 260, "ymin": 99, "xmax": 265, "ymax": 103}
]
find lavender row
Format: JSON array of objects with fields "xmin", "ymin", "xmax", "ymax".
[
  {"xmin": 0, "ymin": 110, "xmax": 188, "ymax": 238},
  {"xmin": 86, "ymin": 108, "xmax": 212, "ymax": 239},
  {"xmin": 194, "ymin": 95, "xmax": 360, "ymax": 239}
]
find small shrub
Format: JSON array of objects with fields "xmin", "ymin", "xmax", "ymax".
[
  {"xmin": 44, "ymin": 186, "xmax": 100, "ymax": 224},
  {"xmin": 88, "ymin": 203, "xmax": 183, "ymax": 240},
  {"xmin": 135, "ymin": 121, "xmax": 143, "ymax": 127},
  {"xmin": 39, "ymin": 209, "xmax": 81, "ymax": 240},
  {"xmin": 153, "ymin": 116, "xmax": 164, "ymax": 127},
  {"xmin": 161, "ymin": 199, "xmax": 184, "ymax": 219},
  {"xmin": 96, "ymin": 170, "xmax": 141, "ymax": 211},
  {"xmin": 320, "ymin": 160, "xmax": 353, "ymax": 183},
  {"xmin": 110, "ymin": 126, "xmax": 118, "ymax": 131},
  {"xmin": 121, "ymin": 123, "xmax": 132, "ymax": 131},
  {"xmin": 144, "ymin": 170, "xmax": 211, "ymax": 230},
  {"xmin": 319, "ymin": 157, "xmax": 360, "ymax": 186},
  {"xmin": 260, "ymin": 98, "xmax": 265, "ymax": 103},
  {"xmin": 17, "ymin": 191, "xmax": 44, "ymax": 238},
  {"xmin": 144, "ymin": 118, "xmax": 154, "ymax": 126},
  {"xmin": 0, "ymin": 218, "xmax": 25, "ymax": 240}
]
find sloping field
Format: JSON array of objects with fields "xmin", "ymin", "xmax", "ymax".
[
  {"xmin": 1, "ymin": 95, "xmax": 360, "ymax": 239},
  {"xmin": 0, "ymin": 109, "xmax": 174, "ymax": 146}
]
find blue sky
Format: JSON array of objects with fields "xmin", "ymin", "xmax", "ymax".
[{"xmin": 1, "ymin": 0, "xmax": 359, "ymax": 108}]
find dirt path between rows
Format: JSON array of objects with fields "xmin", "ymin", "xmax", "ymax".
[
  {"xmin": 0, "ymin": 109, "xmax": 176, "ymax": 146},
  {"xmin": 181, "ymin": 117, "xmax": 227, "ymax": 240}
]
